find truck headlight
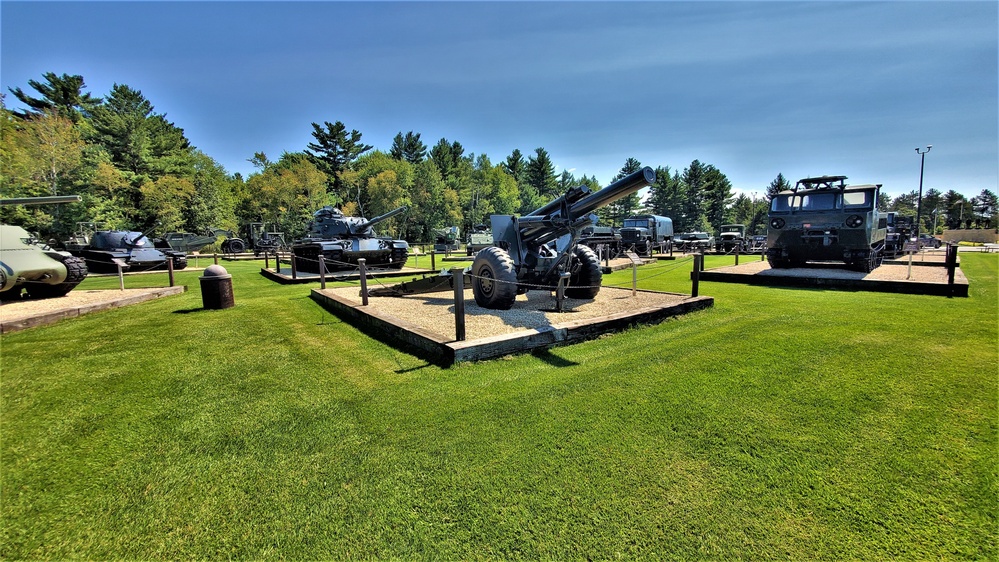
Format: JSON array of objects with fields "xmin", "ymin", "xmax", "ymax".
[
  {"xmin": 770, "ymin": 218, "xmax": 785, "ymax": 229},
  {"xmin": 846, "ymin": 215, "xmax": 863, "ymax": 228}
]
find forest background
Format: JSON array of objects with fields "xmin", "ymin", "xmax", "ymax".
[{"xmin": 3, "ymin": 72, "xmax": 996, "ymax": 244}]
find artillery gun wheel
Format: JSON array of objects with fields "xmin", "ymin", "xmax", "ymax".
[
  {"xmin": 25, "ymin": 255, "xmax": 87, "ymax": 299},
  {"xmin": 471, "ymin": 247, "xmax": 518, "ymax": 310},
  {"xmin": 565, "ymin": 245, "xmax": 603, "ymax": 299}
]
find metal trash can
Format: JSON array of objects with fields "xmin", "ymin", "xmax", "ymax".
[{"xmin": 199, "ymin": 264, "xmax": 234, "ymax": 310}]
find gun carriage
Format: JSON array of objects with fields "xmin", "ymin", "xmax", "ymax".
[{"xmin": 373, "ymin": 167, "xmax": 657, "ymax": 310}]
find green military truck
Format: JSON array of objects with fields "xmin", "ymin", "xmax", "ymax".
[{"xmin": 766, "ymin": 175, "xmax": 887, "ymax": 272}]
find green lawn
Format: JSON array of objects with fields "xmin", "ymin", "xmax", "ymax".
[{"xmin": 2, "ymin": 254, "xmax": 995, "ymax": 559}]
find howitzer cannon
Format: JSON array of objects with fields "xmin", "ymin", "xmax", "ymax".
[
  {"xmin": 292, "ymin": 205, "xmax": 409, "ymax": 273},
  {"xmin": 372, "ymin": 167, "xmax": 657, "ymax": 310},
  {"xmin": 1, "ymin": 195, "xmax": 89, "ymax": 299}
]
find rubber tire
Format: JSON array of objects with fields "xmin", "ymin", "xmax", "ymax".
[
  {"xmin": 565, "ymin": 245, "xmax": 603, "ymax": 299},
  {"xmin": 25, "ymin": 255, "xmax": 88, "ymax": 299},
  {"xmin": 471, "ymin": 246, "xmax": 518, "ymax": 310},
  {"xmin": 227, "ymin": 238, "xmax": 246, "ymax": 254}
]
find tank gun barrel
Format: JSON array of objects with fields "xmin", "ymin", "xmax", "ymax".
[
  {"xmin": 353, "ymin": 205, "xmax": 408, "ymax": 233},
  {"xmin": 125, "ymin": 223, "xmax": 162, "ymax": 247},
  {"xmin": 1, "ymin": 195, "xmax": 82, "ymax": 206}
]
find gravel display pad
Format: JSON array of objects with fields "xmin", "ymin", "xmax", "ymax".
[
  {"xmin": 699, "ymin": 260, "xmax": 968, "ymax": 296},
  {"xmin": 0, "ymin": 286, "xmax": 186, "ymax": 334},
  {"xmin": 312, "ymin": 286, "xmax": 713, "ymax": 364}
]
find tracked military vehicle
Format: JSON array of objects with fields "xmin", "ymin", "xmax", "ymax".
[
  {"xmin": 72, "ymin": 227, "xmax": 188, "ymax": 274},
  {"xmin": 0, "ymin": 196, "xmax": 89, "ymax": 300},
  {"xmin": 291, "ymin": 206, "xmax": 409, "ymax": 273},
  {"xmin": 766, "ymin": 175, "xmax": 887, "ymax": 272}
]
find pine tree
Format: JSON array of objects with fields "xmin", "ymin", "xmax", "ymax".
[
  {"xmin": 765, "ymin": 173, "xmax": 791, "ymax": 201},
  {"xmin": 389, "ymin": 131, "xmax": 427, "ymax": 164},
  {"xmin": 8, "ymin": 72, "xmax": 101, "ymax": 122},
  {"xmin": 305, "ymin": 120, "xmax": 372, "ymax": 198},
  {"xmin": 525, "ymin": 147, "xmax": 558, "ymax": 201}
]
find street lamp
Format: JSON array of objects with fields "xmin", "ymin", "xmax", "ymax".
[{"xmin": 914, "ymin": 145, "xmax": 932, "ymax": 241}]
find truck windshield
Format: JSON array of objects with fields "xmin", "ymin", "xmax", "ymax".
[
  {"xmin": 623, "ymin": 219, "xmax": 649, "ymax": 228},
  {"xmin": 843, "ymin": 190, "xmax": 874, "ymax": 209},
  {"xmin": 771, "ymin": 193, "xmax": 838, "ymax": 212}
]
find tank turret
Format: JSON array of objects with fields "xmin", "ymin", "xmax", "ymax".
[
  {"xmin": 71, "ymin": 226, "xmax": 188, "ymax": 273},
  {"xmin": 292, "ymin": 206, "xmax": 409, "ymax": 273}
]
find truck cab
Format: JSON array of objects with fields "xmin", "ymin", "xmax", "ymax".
[{"xmin": 620, "ymin": 214, "xmax": 673, "ymax": 256}]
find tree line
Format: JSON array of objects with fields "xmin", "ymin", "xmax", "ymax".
[{"xmin": 3, "ymin": 72, "xmax": 994, "ymax": 246}]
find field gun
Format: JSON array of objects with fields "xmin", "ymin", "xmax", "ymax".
[
  {"xmin": 372, "ymin": 167, "xmax": 656, "ymax": 310},
  {"xmin": 291, "ymin": 205, "xmax": 410, "ymax": 273}
]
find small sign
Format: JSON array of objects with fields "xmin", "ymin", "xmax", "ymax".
[
  {"xmin": 624, "ymin": 251, "xmax": 644, "ymax": 265},
  {"xmin": 903, "ymin": 241, "xmax": 919, "ymax": 253}
]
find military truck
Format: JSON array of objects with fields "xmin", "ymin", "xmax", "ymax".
[
  {"xmin": 766, "ymin": 175, "xmax": 887, "ymax": 272},
  {"xmin": 675, "ymin": 232, "xmax": 714, "ymax": 253},
  {"xmin": 715, "ymin": 224, "xmax": 748, "ymax": 253},
  {"xmin": 883, "ymin": 212, "xmax": 914, "ymax": 257},
  {"xmin": 619, "ymin": 214, "xmax": 673, "ymax": 256}
]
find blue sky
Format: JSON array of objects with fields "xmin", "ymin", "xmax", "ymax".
[{"xmin": 2, "ymin": 1, "xmax": 996, "ymax": 199}]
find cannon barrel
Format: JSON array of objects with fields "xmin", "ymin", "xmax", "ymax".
[
  {"xmin": 517, "ymin": 167, "xmax": 656, "ymax": 246},
  {"xmin": 1, "ymin": 195, "xmax": 82, "ymax": 206},
  {"xmin": 568, "ymin": 166, "xmax": 656, "ymax": 218},
  {"xmin": 125, "ymin": 223, "xmax": 162, "ymax": 247},
  {"xmin": 353, "ymin": 205, "xmax": 408, "ymax": 233}
]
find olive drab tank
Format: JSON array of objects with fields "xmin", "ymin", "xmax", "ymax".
[
  {"xmin": 0, "ymin": 195, "xmax": 89, "ymax": 300},
  {"xmin": 291, "ymin": 206, "xmax": 409, "ymax": 273},
  {"xmin": 71, "ymin": 227, "xmax": 188, "ymax": 274}
]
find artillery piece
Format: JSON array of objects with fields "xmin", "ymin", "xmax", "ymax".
[
  {"xmin": 0, "ymin": 195, "xmax": 89, "ymax": 300},
  {"xmin": 372, "ymin": 167, "xmax": 657, "ymax": 310},
  {"xmin": 71, "ymin": 224, "xmax": 188, "ymax": 274},
  {"xmin": 291, "ymin": 206, "xmax": 409, "ymax": 273}
]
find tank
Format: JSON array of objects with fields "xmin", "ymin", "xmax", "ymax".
[
  {"xmin": 291, "ymin": 206, "xmax": 409, "ymax": 273},
  {"xmin": 0, "ymin": 195, "xmax": 89, "ymax": 300},
  {"xmin": 766, "ymin": 175, "xmax": 887, "ymax": 272},
  {"xmin": 71, "ymin": 227, "xmax": 188, "ymax": 274}
]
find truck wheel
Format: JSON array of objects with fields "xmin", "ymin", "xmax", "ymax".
[
  {"xmin": 227, "ymin": 238, "xmax": 246, "ymax": 254},
  {"xmin": 471, "ymin": 247, "xmax": 518, "ymax": 310},
  {"xmin": 566, "ymin": 245, "xmax": 602, "ymax": 299}
]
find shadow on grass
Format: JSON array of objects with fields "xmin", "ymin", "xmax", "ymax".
[
  {"xmin": 172, "ymin": 307, "xmax": 209, "ymax": 314},
  {"xmin": 531, "ymin": 348, "xmax": 579, "ymax": 367}
]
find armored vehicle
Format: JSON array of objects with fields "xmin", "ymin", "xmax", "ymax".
[
  {"xmin": 154, "ymin": 231, "xmax": 218, "ymax": 253},
  {"xmin": 72, "ymin": 227, "xmax": 188, "ymax": 273},
  {"xmin": 716, "ymin": 224, "xmax": 748, "ymax": 253},
  {"xmin": 620, "ymin": 214, "xmax": 673, "ymax": 256},
  {"xmin": 291, "ymin": 206, "xmax": 409, "ymax": 273},
  {"xmin": 1, "ymin": 196, "xmax": 89, "ymax": 300},
  {"xmin": 766, "ymin": 175, "xmax": 887, "ymax": 272},
  {"xmin": 466, "ymin": 225, "xmax": 494, "ymax": 256},
  {"xmin": 579, "ymin": 224, "xmax": 621, "ymax": 254},
  {"xmin": 434, "ymin": 226, "xmax": 460, "ymax": 253},
  {"xmin": 675, "ymin": 232, "xmax": 714, "ymax": 252}
]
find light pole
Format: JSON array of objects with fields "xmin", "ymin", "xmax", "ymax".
[{"xmin": 914, "ymin": 145, "xmax": 932, "ymax": 241}]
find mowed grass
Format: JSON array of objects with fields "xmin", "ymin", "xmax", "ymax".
[{"xmin": 1, "ymin": 254, "xmax": 995, "ymax": 559}]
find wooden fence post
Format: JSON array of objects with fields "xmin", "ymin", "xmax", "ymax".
[
  {"xmin": 319, "ymin": 255, "xmax": 327, "ymax": 290},
  {"xmin": 691, "ymin": 253, "xmax": 701, "ymax": 297},
  {"xmin": 452, "ymin": 267, "xmax": 465, "ymax": 341},
  {"xmin": 167, "ymin": 257, "xmax": 175, "ymax": 287},
  {"xmin": 359, "ymin": 258, "xmax": 368, "ymax": 306}
]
